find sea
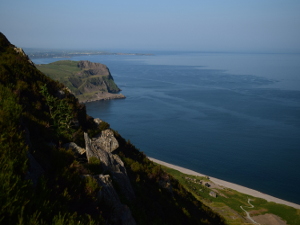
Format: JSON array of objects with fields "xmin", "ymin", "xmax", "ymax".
[{"xmin": 32, "ymin": 51, "xmax": 300, "ymax": 205}]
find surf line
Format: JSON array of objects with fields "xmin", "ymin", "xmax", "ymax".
[{"xmin": 240, "ymin": 198, "xmax": 260, "ymax": 225}]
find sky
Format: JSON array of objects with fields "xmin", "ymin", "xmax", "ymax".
[{"xmin": 1, "ymin": 0, "xmax": 300, "ymax": 52}]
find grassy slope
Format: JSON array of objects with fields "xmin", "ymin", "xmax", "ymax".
[
  {"xmin": 1, "ymin": 32, "xmax": 226, "ymax": 225},
  {"xmin": 0, "ymin": 33, "xmax": 104, "ymax": 224},
  {"xmin": 160, "ymin": 165, "xmax": 300, "ymax": 225},
  {"xmin": 37, "ymin": 60, "xmax": 80, "ymax": 78},
  {"xmin": 36, "ymin": 61, "xmax": 81, "ymax": 94}
]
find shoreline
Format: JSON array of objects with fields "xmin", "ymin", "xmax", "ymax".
[
  {"xmin": 79, "ymin": 93, "xmax": 126, "ymax": 103},
  {"xmin": 149, "ymin": 157, "xmax": 300, "ymax": 209}
]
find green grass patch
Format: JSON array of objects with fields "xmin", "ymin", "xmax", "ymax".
[
  {"xmin": 159, "ymin": 164, "xmax": 300, "ymax": 225},
  {"xmin": 36, "ymin": 60, "xmax": 80, "ymax": 80}
]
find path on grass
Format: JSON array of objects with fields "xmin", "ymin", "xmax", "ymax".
[{"xmin": 240, "ymin": 199, "xmax": 260, "ymax": 225}]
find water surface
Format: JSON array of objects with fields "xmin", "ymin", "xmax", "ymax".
[{"xmin": 33, "ymin": 52, "xmax": 300, "ymax": 204}]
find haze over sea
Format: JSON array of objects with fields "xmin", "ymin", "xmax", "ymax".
[{"xmin": 33, "ymin": 51, "xmax": 300, "ymax": 204}]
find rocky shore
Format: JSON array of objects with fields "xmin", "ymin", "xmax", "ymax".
[{"xmin": 79, "ymin": 92, "xmax": 126, "ymax": 103}]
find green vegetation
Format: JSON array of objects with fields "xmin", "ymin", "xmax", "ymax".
[
  {"xmin": 85, "ymin": 157, "xmax": 102, "ymax": 175},
  {"xmin": 37, "ymin": 60, "xmax": 81, "ymax": 81},
  {"xmin": 161, "ymin": 165, "xmax": 300, "ymax": 225},
  {"xmin": 0, "ymin": 32, "xmax": 103, "ymax": 224},
  {"xmin": 0, "ymin": 84, "xmax": 101, "ymax": 224},
  {"xmin": 40, "ymin": 84, "xmax": 74, "ymax": 139},
  {"xmin": 0, "ymin": 31, "xmax": 226, "ymax": 224}
]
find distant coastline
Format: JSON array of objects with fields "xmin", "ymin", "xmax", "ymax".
[{"xmin": 25, "ymin": 49, "xmax": 153, "ymax": 59}]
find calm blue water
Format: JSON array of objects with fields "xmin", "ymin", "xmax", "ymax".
[{"xmin": 32, "ymin": 52, "xmax": 300, "ymax": 204}]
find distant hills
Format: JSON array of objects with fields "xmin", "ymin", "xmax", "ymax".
[
  {"xmin": 24, "ymin": 48, "xmax": 153, "ymax": 59},
  {"xmin": 36, "ymin": 60, "xmax": 125, "ymax": 102}
]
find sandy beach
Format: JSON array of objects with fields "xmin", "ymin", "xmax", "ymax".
[{"xmin": 149, "ymin": 157, "xmax": 300, "ymax": 210}]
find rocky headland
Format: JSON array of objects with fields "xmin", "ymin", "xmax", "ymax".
[{"xmin": 36, "ymin": 60, "xmax": 125, "ymax": 103}]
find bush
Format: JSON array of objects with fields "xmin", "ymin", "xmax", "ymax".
[
  {"xmin": 85, "ymin": 176, "xmax": 101, "ymax": 195},
  {"xmin": 85, "ymin": 156, "xmax": 102, "ymax": 175}
]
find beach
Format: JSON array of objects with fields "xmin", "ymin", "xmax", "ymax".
[{"xmin": 149, "ymin": 157, "xmax": 300, "ymax": 210}]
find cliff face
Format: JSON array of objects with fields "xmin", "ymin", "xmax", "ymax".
[
  {"xmin": 36, "ymin": 60, "xmax": 125, "ymax": 103},
  {"xmin": 76, "ymin": 60, "xmax": 119, "ymax": 94},
  {"xmin": 77, "ymin": 60, "xmax": 111, "ymax": 76}
]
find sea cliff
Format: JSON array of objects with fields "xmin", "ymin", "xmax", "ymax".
[{"xmin": 36, "ymin": 60, "xmax": 125, "ymax": 103}]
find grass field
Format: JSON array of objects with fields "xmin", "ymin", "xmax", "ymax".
[
  {"xmin": 160, "ymin": 165, "xmax": 300, "ymax": 225},
  {"xmin": 36, "ymin": 60, "xmax": 81, "ymax": 80}
]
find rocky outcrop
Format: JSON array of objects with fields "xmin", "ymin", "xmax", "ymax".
[
  {"xmin": 77, "ymin": 61, "xmax": 111, "ymax": 77},
  {"xmin": 93, "ymin": 129, "xmax": 119, "ymax": 153},
  {"xmin": 84, "ymin": 132, "xmax": 135, "ymax": 201},
  {"xmin": 83, "ymin": 131, "xmax": 136, "ymax": 224},
  {"xmin": 94, "ymin": 118, "xmax": 102, "ymax": 125},
  {"xmin": 91, "ymin": 174, "xmax": 136, "ymax": 225},
  {"xmin": 14, "ymin": 47, "xmax": 34, "ymax": 66},
  {"xmin": 76, "ymin": 60, "xmax": 121, "ymax": 94}
]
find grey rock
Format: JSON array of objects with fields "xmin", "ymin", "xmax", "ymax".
[
  {"xmin": 84, "ymin": 132, "xmax": 135, "ymax": 201},
  {"xmin": 93, "ymin": 129, "xmax": 119, "ymax": 153},
  {"xmin": 77, "ymin": 61, "xmax": 111, "ymax": 77},
  {"xmin": 92, "ymin": 174, "xmax": 136, "ymax": 225},
  {"xmin": 64, "ymin": 142, "xmax": 86, "ymax": 155},
  {"xmin": 94, "ymin": 118, "xmax": 103, "ymax": 125},
  {"xmin": 76, "ymin": 61, "xmax": 121, "ymax": 94},
  {"xmin": 84, "ymin": 132, "xmax": 99, "ymax": 160}
]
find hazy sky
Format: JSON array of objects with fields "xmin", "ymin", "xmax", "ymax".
[{"xmin": 1, "ymin": 0, "xmax": 300, "ymax": 52}]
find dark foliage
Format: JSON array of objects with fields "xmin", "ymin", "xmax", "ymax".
[
  {"xmin": 0, "ymin": 32, "xmax": 225, "ymax": 225},
  {"xmin": 0, "ymin": 32, "xmax": 103, "ymax": 224},
  {"xmin": 114, "ymin": 133, "xmax": 225, "ymax": 225}
]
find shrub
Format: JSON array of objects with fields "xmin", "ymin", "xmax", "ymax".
[
  {"xmin": 85, "ymin": 176, "xmax": 101, "ymax": 195},
  {"xmin": 85, "ymin": 156, "xmax": 102, "ymax": 175}
]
